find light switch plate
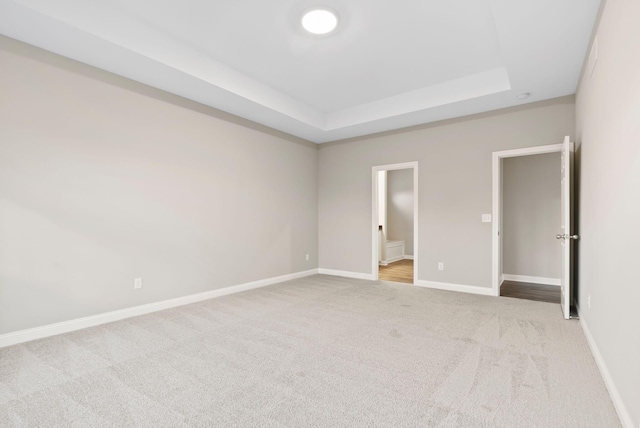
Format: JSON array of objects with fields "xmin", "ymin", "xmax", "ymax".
[{"xmin": 482, "ymin": 214, "xmax": 492, "ymax": 223}]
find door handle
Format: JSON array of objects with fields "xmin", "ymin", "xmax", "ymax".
[{"xmin": 556, "ymin": 234, "xmax": 580, "ymax": 240}]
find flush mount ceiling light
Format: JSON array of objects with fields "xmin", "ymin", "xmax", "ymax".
[
  {"xmin": 301, "ymin": 8, "xmax": 338, "ymax": 34},
  {"xmin": 516, "ymin": 92, "xmax": 531, "ymax": 100}
]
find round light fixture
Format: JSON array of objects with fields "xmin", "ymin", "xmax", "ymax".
[
  {"xmin": 516, "ymin": 92, "xmax": 531, "ymax": 100},
  {"xmin": 301, "ymin": 8, "xmax": 338, "ymax": 35}
]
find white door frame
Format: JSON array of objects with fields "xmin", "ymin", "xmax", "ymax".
[
  {"xmin": 372, "ymin": 162, "xmax": 419, "ymax": 283},
  {"xmin": 491, "ymin": 144, "xmax": 562, "ymax": 296}
]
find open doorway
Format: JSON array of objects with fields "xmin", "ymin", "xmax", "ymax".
[
  {"xmin": 372, "ymin": 162, "xmax": 418, "ymax": 284},
  {"xmin": 499, "ymin": 152, "xmax": 562, "ymax": 304},
  {"xmin": 492, "ymin": 138, "xmax": 576, "ymax": 319}
]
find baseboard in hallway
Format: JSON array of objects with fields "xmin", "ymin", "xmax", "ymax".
[{"xmin": 502, "ymin": 274, "xmax": 560, "ymax": 286}]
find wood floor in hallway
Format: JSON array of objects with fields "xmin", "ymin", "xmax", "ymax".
[
  {"xmin": 379, "ymin": 259, "xmax": 413, "ymax": 284},
  {"xmin": 500, "ymin": 280, "xmax": 561, "ymax": 304}
]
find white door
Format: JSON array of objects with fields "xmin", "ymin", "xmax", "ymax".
[{"xmin": 558, "ymin": 136, "xmax": 577, "ymax": 319}]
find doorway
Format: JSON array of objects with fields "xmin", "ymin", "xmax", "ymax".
[
  {"xmin": 499, "ymin": 151, "xmax": 562, "ymax": 304},
  {"xmin": 492, "ymin": 138, "xmax": 576, "ymax": 319},
  {"xmin": 372, "ymin": 162, "xmax": 418, "ymax": 284}
]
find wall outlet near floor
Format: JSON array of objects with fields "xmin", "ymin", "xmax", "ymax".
[
  {"xmin": 438, "ymin": 262, "xmax": 444, "ymax": 271},
  {"xmin": 482, "ymin": 214, "xmax": 492, "ymax": 223},
  {"xmin": 587, "ymin": 294, "xmax": 591, "ymax": 309},
  {"xmin": 305, "ymin": 254, "xmax": 310, "ymax": 261},
  {"xmin": 134, "ymin": 277, "xmax": 143, "ymax": 289}
]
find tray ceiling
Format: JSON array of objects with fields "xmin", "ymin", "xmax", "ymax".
[{"xmin": 0, "ymin": 0, "xmax": 600, "ymax": 143}]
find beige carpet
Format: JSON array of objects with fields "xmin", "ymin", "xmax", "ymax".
[{"xmin": 0, "ymin": 275, "xmax": 620, "ymax": 427}]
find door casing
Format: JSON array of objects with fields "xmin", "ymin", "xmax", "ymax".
[
  {"xmin": 491, "ymin": 144, "xmax": 564, "ymax": 297},
  {"xmin": 372, "ymin": 162, "xmax": 419, "ymax": 283}
]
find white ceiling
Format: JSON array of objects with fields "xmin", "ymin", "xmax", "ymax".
[{"xmin": 0, "ymin": 0, "xmax": 600, "ymax": 143}]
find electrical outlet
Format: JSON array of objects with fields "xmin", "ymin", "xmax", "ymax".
[
  {"xmin": 305, "ymin": 254, "xmax": 310, "ymax": 261},
  {"xmin": 134, "ymin": 277, "xmax": 143, "ymax": 289},
  {"xmin": 587, "ymin": 294, "xmax": 591, "ymax": 309},
  {"xmin": 482, "ymin": 214, "xmax": 492, "ymax": 223},
  {"xmin": 438, "ymin": 262, "xmax": 444, "ymax": 271}
]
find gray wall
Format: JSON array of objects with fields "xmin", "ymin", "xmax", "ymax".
[
  {"xmin": 386, "ymin": 169, "xmax": 414, "ymax": 256},
  {"xmin": 575, "ymin": 0, "xmax": 640, "ymax": 425},
  {"xmin": 0, "ymin": 36, "xmax": 319, "ymax": 335},
  {"xmin": 503, "ymin": 153, "xmax": 561, "ymax": 279},
  {"xmin": 318, "ymin": 98, "xmax": 575, "ymax": 287}
]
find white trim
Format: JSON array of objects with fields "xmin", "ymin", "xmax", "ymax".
[
  {"xmin": 415, "ymin": 280, "xmax": 495, "ymax": 296},
  {"xmin": 492, "ymin": 143, "xmax": 564, "ymax": 297},
  {"xmin": 372, "ymin": 162, "xmax": 419, "ymax": 285},
  {"xmin": 577, "ymin": 307, "xmax": 635, "ymax": 428},
  {"xmin": 494, "ymin": 144, "xmax": 564, "ymax": 158},
  {"xmin": 317, "ymin": 268, "xmax": 375, "ymax": 281},
  {"xmin": 502, "ymin": 274, "xmax": 561, "ymax": 286},
  {"xmin": 385, "ymin": 255, "xmax": 405, "ymax": 264},
  {"xmin": 0, "ymin": 269, "xmax": 318, "ymax": 348},
  {"xmin": 379, "ymin": 255, "xmax": 413, "ymax": 266}
]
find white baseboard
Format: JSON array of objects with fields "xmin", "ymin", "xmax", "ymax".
[
  {"xmin": 0, "ymin": 269, "xmax": 319, "ymax": 349},
  {"xmin": 577, "ymin": 306, "xmax": 635, "ymax": 428},
  {"xmin": 502, "ymin": 274, "xmax": 561, "ymax": 286},
  {"xmin": 415, "ymin": 280, "xmax": 495, "ymax": 296},
  {"xmin": 317, "ymin": 268, "xmax": 375, "ymax": 281},
  {"xmin": 379, "ymin": 255, "xmax": 413, "ymax": 265},
  {"xmin": 320, "ymin": 271, "xmax": 492, "ymax": 297}
]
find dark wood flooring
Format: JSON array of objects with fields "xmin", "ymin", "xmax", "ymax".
[
  {"xmin": 379, "ymin": 259, "xmax": 414, "ymax": 284},
  {"xmin": 500, "ymin": 280, "xmax": 561, "ymax": 304}
]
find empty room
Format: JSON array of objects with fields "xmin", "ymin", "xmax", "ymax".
[{"xmin": 1, "ymin": 0, "xmax": 638, "ymax": 427}]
